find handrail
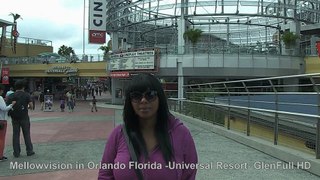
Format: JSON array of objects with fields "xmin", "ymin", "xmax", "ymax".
[
  {"xmin": 184, "ymin": 73, "xmax": 320, "ymax": 88},
  {"xmin": 170, "ymin": 98, "xmax": 320, "ymax": 122},
  {"xmin": 174, "ymin": 73, "xmax": 320, "ymax": 159}
]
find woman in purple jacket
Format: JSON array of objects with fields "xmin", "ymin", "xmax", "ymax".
[{"xmin": 98, "ymin": 73, "xmax": 198, "ymax": 180}]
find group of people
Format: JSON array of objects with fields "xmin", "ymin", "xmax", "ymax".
[
  {"xmin": 0, "ymin": 80, "xmax": 34, "ymax": 161},
  {"xmin": 0, "ymin": 73, "xmax": 198, "ymax": 180},
  {"xmin": 72, "ymin": 84, "xmax": 106, "ymax": 101},
  {"xmin": 61, "ymin": 90, "xmax": 98, "ymax": 113},
  {"xmin": 37, "ymin": 90, "xmax": 76, "ymax": 113}
]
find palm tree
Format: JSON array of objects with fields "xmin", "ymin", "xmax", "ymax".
[
  {"xmin": 9, "ymin": 13, "xmax": 22, "ymax": 23},
  {"xmin": 183, "ymin": 28, "xmax": 203, "ymax": 58},
  {"xmin": 58, "ymin": 45, "xmax": 75, "ymax": 62},
  {"xmin": 98, "ymin": 45, "xmax": 110, "ymax": 60}
]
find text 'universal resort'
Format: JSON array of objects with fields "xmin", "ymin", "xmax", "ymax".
[{"xmin": 10, "ymin": 161, "xmax": 311, "ymax": 170}]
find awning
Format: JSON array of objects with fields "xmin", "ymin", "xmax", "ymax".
[{"xmin": 0, "ymin": 19, "xmax": 14, "ymax": 27}]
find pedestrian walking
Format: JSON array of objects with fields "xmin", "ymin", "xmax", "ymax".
[
  {"xmin": 66, "ymin": 91, "xmax": 74, "ymax": 112},
  {"xmin": 91, "ymin": 96, "xmax": 97, "ymax": 112},
  {"xmin": 59, "ymin": 94, "xmax": 65, "ymax": 112},
  {"xmin": 38, "ymin": 92, "xmax": 44, "ymax": 111}
]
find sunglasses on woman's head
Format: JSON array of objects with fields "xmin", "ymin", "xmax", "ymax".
[{"xmin": 130, "ymin": 90, "xmax": 158, "ymax": 103}]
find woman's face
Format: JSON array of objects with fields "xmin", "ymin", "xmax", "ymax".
[{"xmin": 130, "ymin": 90, "xmax": 159, "ymax": 120}]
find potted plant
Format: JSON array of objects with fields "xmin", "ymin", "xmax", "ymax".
[
  {"xmin": 183, "ymin": 28, "xmax": 203, "ymax": 58},
  {"xmin": 184, "ymin": 28, "xmax": 203, "ymax": 48},
  {"xmin": 281, "ymin": 31, "xmax": 299, "ymax": 49}
]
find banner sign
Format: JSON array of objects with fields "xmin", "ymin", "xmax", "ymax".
[
  {"xmin": 1, "ymin": 67, "xmax": 9, "ymax": 85},
  {"xmin": 88, "ymin": 0, "xmax": 106, "ymax": 44},
  {"xmin": 45, "ymin": 66, "xmax": 79, "ymax": 75},
  {"xmin": 109, "ymin": 50, "xmax": 155, "ymax": 71},
  {"xmin": 316, "ymin": 41, "xmax": 320, "ymax": 57},
  {"xmin": 110, "ymin": 71, "xmax": 130, "ymax": 78}
]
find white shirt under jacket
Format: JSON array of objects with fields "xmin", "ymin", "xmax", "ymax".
[{"xmin": 0, "ymin": 96, "xmax": 13, "ymax": 120}]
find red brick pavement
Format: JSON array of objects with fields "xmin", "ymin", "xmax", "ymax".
[
  {"xmin": 0, "ymin": 93, "xmax": 116, "ymax": 179},
  {"xmin": 0, "ymin": 169, "xmax": 99, "ymax": 180},
  {"xmin": 5, "ymin": 99, "xmax": 115, "ymax": 146}
]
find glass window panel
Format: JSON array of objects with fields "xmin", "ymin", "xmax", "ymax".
[
  {"xmin": 218, "ymin": 0, "xmax": 239, "ymax": 6},
  {"xmin": 240, "ymin": 1, "xmax": 259, "ymax": 6},
  {"xmin": 198, "ymin": 1, "xmax": 217, "ymax": 6}
]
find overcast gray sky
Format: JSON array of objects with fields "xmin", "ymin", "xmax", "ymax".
[{"xmin": 0, "ymin": 0, "xmax": 110, "ymax": 56}]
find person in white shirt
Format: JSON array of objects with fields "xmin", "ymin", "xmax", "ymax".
[
  {"xmin": 66, "ymin": 91, "xmax": 74, "ymax": 112},
  {"xmin": 5, "ymin": 87, "xmax": 14, "ymax": 102},
  {"xmin": 0, "ymin": 84, "xmax": 16, "ymax": 161}
]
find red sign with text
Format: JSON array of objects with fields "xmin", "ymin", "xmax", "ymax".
[
  {"xmin": 89, "ymin": 30, "xmax": 106, "ymax": 44},
  {"xmin": 1, "ymin": 67, "xmax": 9, "ymax": 84},
  {"xmin": 110, "ymin": 71, "xmax": 130, "ymax": 78}
]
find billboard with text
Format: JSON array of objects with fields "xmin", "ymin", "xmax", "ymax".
[{"xmin": 109, "ymin": 50, "xmax": 156, "ymax": 71}]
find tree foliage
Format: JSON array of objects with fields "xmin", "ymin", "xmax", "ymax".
[
  {"xmin": 99, "ymin": 45, "xmax": 110, "ymax": 60},
  {"xmin": 58, "ymin": 45, "xmax": 75, "ymax": 57},
  {"xmin": 183, "ymin": 28, "xmax": 203, "ymax": 46},
  {"xmin": 281, "ymin": 31, "xmax": 299, "ymax": 48}
]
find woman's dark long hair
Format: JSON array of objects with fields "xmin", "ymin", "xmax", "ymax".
[{"xmin": 123, "ymin": 73, "xmax": 173, "ymax": 163}]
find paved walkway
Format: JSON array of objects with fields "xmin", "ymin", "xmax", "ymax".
[{"xmin": 0, "ymin": 92, "xmax": 319, "ymax": 180}]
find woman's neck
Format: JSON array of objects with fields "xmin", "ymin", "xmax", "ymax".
[{"xmin": 139, "ymin": 117, "xmax": 157, "ymax": 132}]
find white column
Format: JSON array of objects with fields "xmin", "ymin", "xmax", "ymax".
[
  {"xmin": 111, "ymin": 33, "xmax": 119, "ymax": 52},
  {"xmin": 177, "ymin": 58, "xmax": 184, "ymax": 99},
  {"xmin": 111, "ymin": 78, "xmax": 116, "ymax": 104}
]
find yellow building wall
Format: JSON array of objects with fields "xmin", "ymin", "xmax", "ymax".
[
  {"xmin": 305, "ymin": 56, "xmax": 320, "ymax": 73},
  {"xmin": 6, "ymin": 61, "xmax": 108, "ymax": 77},
  {"xmin": 3, "ymin": 41, "xmax": 53, "ymax": 57}
]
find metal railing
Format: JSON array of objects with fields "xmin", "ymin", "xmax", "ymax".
[
  {"xmin": 0, "ymin": 54, "xmax": 107, "ymax": 65},
  {"xmin": 168, "ymin": 73, "xmax": 320, "ymax": 159},
  {"xmin": 1, "ymin": 43, "xmax": 296, "ymax": 65},
  {"xmin": 154, "ymin": 44, "xmax": 285, "ymax": 56}
]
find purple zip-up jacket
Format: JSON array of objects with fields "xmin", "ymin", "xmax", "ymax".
[{"xmin": 98, "ymin": 116, "xmax": 198, "ymax": 180}]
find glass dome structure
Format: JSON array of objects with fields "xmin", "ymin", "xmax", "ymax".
[{"xmin": 106, "ymin": 0, "xmax": 320, "ymax": 54}]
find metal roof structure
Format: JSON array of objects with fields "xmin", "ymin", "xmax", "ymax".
[{"xmin": 106, "ymin": 0, "xmax": 320, "ymax": 50}]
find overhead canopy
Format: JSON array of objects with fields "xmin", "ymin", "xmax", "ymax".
[{"xmin": 0, "ymin": 19, "xmax": 14, "ymax": 27}]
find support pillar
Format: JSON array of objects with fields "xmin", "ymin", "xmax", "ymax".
[{"xmin": 177, "ymin": 58, "xmax": 184, "ymax": 112}]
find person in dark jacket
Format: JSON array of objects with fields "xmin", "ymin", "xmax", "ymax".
[{"xmin": 8, "ymin": 80, "xmax": 35, "ymax": 157}]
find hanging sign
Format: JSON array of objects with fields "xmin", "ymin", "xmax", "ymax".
[{"xmin": 1, "ymin": 67, "xmax": 9, "ymax": 85}]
